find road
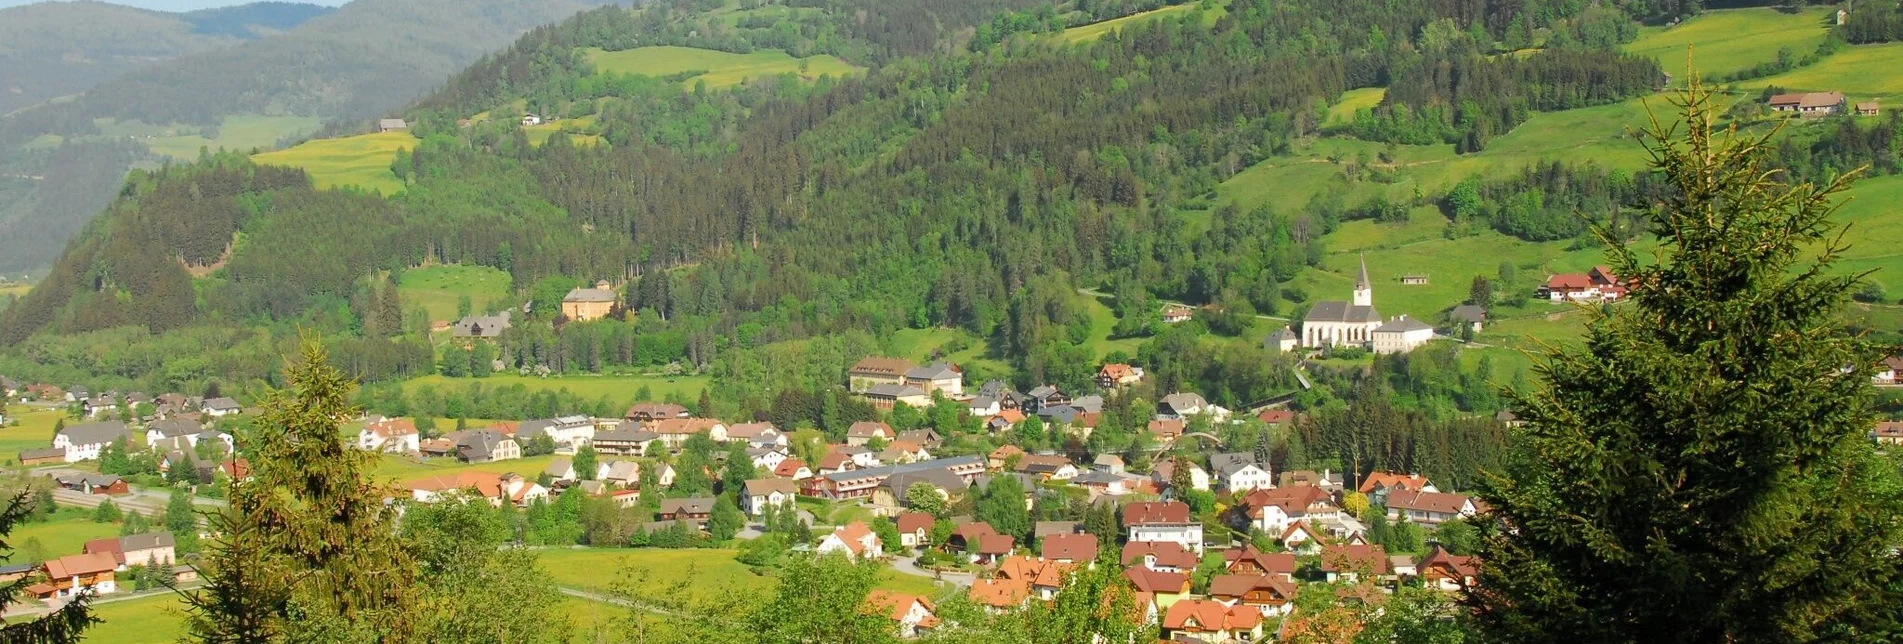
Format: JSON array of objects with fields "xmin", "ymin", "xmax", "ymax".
[{"xmin": 887, "ymin": 552, "xmax": 974, "ymax": 587}]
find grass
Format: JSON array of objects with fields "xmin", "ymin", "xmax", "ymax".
[
  {"xmin": 524, "ymin": 114, "xmax": 605, "ymax": 147},
  {"xmin": 585, "ymin": 46, "xmax": 861, "ymax": 89},
  {"xmin": 1828, "ymin": 174, "xmax": 1903, "ymax": 289},
  {"xmin": 5, "ymin": 508, "xmax": 124, "ymax": 564},
  {"xmin": 1078, "ymin": 294, "xmax": 1145, "ymax": 360},
  {"xmin": 372, "ymin": 453, "xmax": 559, "ymax": 482},
  {"xmin": 397, "ymin": 264, "xmax": 514, "ymax": 323},
  {"xmin": 143, "ymin": 114, "xmax": 322, "ymax": 161},
  {"xmin": 537, "ymin": 547, "xmax": 954, "ymax": 601},
  {"xmin": 1055, "ymin": 1, "xmax": 1218, "ymax": 44},
  {"xmin": 81, "ymin": 593, "xmax": 189, "ymax": 643},
  {"xmin": 250, "ymin": 131, "xmax": 418, "ymax": 195},
  {"xmin": 1626, "ymin": 7, "xmax": 1833, "ymax": 79},
  {"xmin": 1742, "ymin": 41, "xmax": 1903, "ymax": 105},
  {"xmin": 398, "ymin": 373, "xmax": 713, "ymax": 408},
  {"xmin": 0, "ymin": 404, "xmax": 61, "ymax": 463},
  {"xmin": 885, "ymin": 328, "xmax": 1011, "ymax": 376},
  {"xmin": 1325, "ymin": 88, "xmax": 1387, "ymax": 127}
]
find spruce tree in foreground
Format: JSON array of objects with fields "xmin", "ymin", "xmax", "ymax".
[
  {"xmin": 1470, "ymin": 78, "xmax": 1903, "ymax": 642},
  {"xmin": 0, "ymin": 489, "xmax": 94, "ymax": 642}
]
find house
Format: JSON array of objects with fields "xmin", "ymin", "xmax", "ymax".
[
  {"xmin": 1874, "ymin": 422, "xmax": 1903, "ymax": 446},
  {"xmin": 987, "ymin": 444, "xmax": 1025, "ymax": 470},
  {"xmin": 143, "ymin": 418, "xmax": 205, "ymax": 447},
  {"xmin": 1400, "ymin": 274, "xmax": 1429, "ymax": 285},
  {"xmin": 1123, "ymin": 567, "xmax": 1192, "ymax": 608},
  {"xmin": 1157, "ymin": 392, "xmax": 1209, "ymax": 419},
  {"xmin": 451, "ymin": 311, "xmax": 511, "ymax": 340},
  {"xmin": 1768, "ymin": 91, "xmax": 1846, "ymax": 116},
  {"xmin": 378, "ymin": 118, "xmax": 408, "ymax": 132},
  {"xmin": 995, "ymin": 556, "xmax": 1074, "ymax": 600},
  {"xmin": 1859, "ymin": 101, "xmax": 1881, "ymax": 116},
  {"xmin": 742, "ymin": 478, "xmax": 799, "ymax": 515},
  {"xmin": 865, "ymin": 591, "xmax": 940, "ymax": 638},
  {"xmin": 405, "ymin": 472, "xmax": 506, "ymax": 505},
  {"xmin": 448, "ymin": 429, "xmax": 520, "ymax": 463},
  {"xmin": 591, "ymin": 426, "xmax": 658, "ymax": 456},
  {"xmin": 658, "ymin": 498, "xmax": 717, "ymax": 529},
  {"xmin": 727, "ymin": 422, "xmax": 786, "ymax": 447},
  {"xmin": 1209, "ymin": 453, "xmax": 1273, "ymax": 492},
  {"xmin": 655, "ymin": 463, "xmax": 677, "ymax": 488},
  {"xmin": 773, "ymin": 458, "xmax": 812, "ymax": 480},
  {"xmin": 1438, "ymin": 310, "xmax": 1481, "ymax": 341},
  {"xmin": 1304, "ymin": 256, "xmax": 1383, "ymax": 348},
  {"xmin": 561, "ymin": 280, "xmax": 617, "ymax": 321},
  {"xmin": 1256, "ymin": 408, "xmax": 1294, "ymax": 426},
  {"xmin": 1163, "ymin": 598, "xmax": 1265, "ymax": 642},
  {"xmin": 817, "ymin": 521, "xmax": 883, "ymax": 559},
  {"xmin": 1390, "ymin": 554, "xmax": 1418, "ymax": 578},
  {"xmin": 358, "ymin": 416, "xmax": 421, "ymax": 454},
  {"xmin": 1123, "ymin": 501, "xmax": 1202, "ymax": 553},
  {"xmin": 1122, "ymin": 541, "xmax": 1199, "ymax": 572},
  {"xmin": 1417, "ymin": 544, "xmax": 1479, "ymax": 591},
  {"xmin": 34, "ymin": 553, "xmax": 119, "ymax": 599},
  {"xmin": 948, "ymin": 521, "xmax": 997, "ymax": 553},
  {"xmin": 522, "ymin": 114, "xmax": 543, "ymax": 126},
  {"xmin": 1147, "ymin": 418, "xmax": 1187, "ymax": 442},
  {"xmin": 860, "ymin": 383, "xmax": 932, "ymax": 409},
  {"xmin": 746, "ymin": 447, "xmax": 788, "ymax": 473},
  {"xmin": 1265, "ymin": 326, "xmax": 1299, "ymax": 353},
  {"xmin": 1024, "ymin": 385, "xmax": 1070, "ymax": 413},
  {"xmin": 1540, "ymin": 266, "xmax": 1626, "ymax": 301},
  {"xmin": 1223, "ymin": 545, "xmax": 1297, "ymax": 581},
  {"xmin": 1320, "ymin": 544, "xmax": 1390, "ymax": 583},
  {"xmin": 1279, "ymin": 521, "xmax": 1330, "ymax": 554},
  {"xmin": 972, "ymin": 532, "xmax": 1015, "ymax": 565},
  {"xmin": 598, "ymin": 460, "xmax": 640, "ymax": 487},
  {"xmin": 903, "ymin": 362, "xmax": 963, "ymax": 396},
  {"xmin": 53, "ymin": 421, "xmax": 131, "ymax": 463},
  {"xmin": 969, "ymin": 577, "xmax": 1032, "ymax": 613},
  {"xmin": 1072, "ymin": 470, "xmax": 1144, "ymax": 496},
  {"xmin": 1207, "ymin": 574, "xmax": 1298, "ymax": 617},
  {"xmin": 83, "ymin": 532, "xmax": 176, "ymax": 569},
  {"xmin": 1385, "ymin": 490, "xmax": 1478, "ymax": 525},
  {"xmin": 847, "ymin": 356, "xmax": 915, "ymax": 392},
  {"xmin": 1372, "ymin": 316, "xmax": 1436, "ymax": 354},
  {"xmin": 625, "ymin": 402, "xmax": 689, "ymax": 422},
  {"xmin": 52, "ymin": 473, "xmax": 127, "ymax": 496},
  {"xmin": 1097, "ymin": 363, "xmax": 1144, "ymax": 389},
  {"xmin": 1039, "ymin": 533, "xmax": 1099, "ymax": 564},
  {"xmin": 544, "ymin": 457, "xmax": 578, "ymax": 484},
  {"xmin": 646, "ymin": 418, "xmax": 727, "ymax": 450},
  {"xmin": 1093, "ymin": 454, "xmax": 1125, "ymax": 474},
  {"xmin": 66, "ymin": 385, "xmax": 87, "ymax": 403},
  {"xmin": 1162, "ymin": 303, "xmax": 1195, "ymax": 324},
  {"xmin": 1013, "ymin": 454, "xmax": 1078, "ymax": 480},
  {"xmin": 520, "ymin": 415, "xmax": 598, "ymax": 449},
  {"xmin": 1242, "ymin": 485, "xmax": 1340, "ymax": 534},
  {"xmin": 895, "ymin": 429, "xmax": 944, "ymax": 450},
  {"xmin": 966, "ymin": 396, "xmax": 1001, "ymax": 417},
  {"xmin": 84, "ymin": 394, "xmax": 117, "ymax": 418},
  {"xmin": 896, "ymin": 511, "xmax": 934, "ymax": 549},
  {"xmin": 202, "ymin": 397, "xmax": 242, "ymax": 417},
  {"xmin": 1151, "ymin": 458, "xmax": 1210, "ymax": 492},
  {"xmin": 846, "ymin": 421, "xmax": 896, "ymax": 446},
  {"xmin": 1358, "ymin": 471, "xmax": 1436, "ymax": 502},
  {"xmin": 817, "ymin": 451, "xmax": 857, "ymax": 475}
]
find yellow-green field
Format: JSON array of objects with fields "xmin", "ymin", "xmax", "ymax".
[
  {"xmin": 585, "ymin": 46, "xmax": 861, "ymax": 89},
  {"xmin": 0, "ymin": 404, "xmax": 62, "ymax": 463},
  {"xmin": 373, "ymin": 453, "xmax": 560, "ymax": 482},
  {"xmin": 524, "ymin": 114, "xmax": 605, "ymax": 147},
  {"xmin": 0, "ymin": 284, "xmax": 32, "ymax": 298},
  {"xmin": 886, "ymin": 328, "xmax": 1011, "ymax": 376},
  {"xmin": 1828, "ymin": 174, "xmax": 1903, "ymax": 283},
  {"xmin": 4, "ymin": 508, "xmax": 124, "ymax": 564},
  {"xmin": 1626, "ymin": 7, "xmax": 1833, "ymax": 79},
  {"xmin": 397, "ymin": 264, "xmax": 514, "ymax": 323},
  {"xmin": 398, "ymin": 373, "xmax": 712, "ymax": 407},
  {"xmin": 1055, "ymin": 1, "xmax": 1218, "ymax": 44},
  {"xmin": 537, "ymin": 547, "xmax": 953, "ymax": 601},
  {"xmin": 81, "ymin": 593, "xmax": 189, "ymax": 643},
  {"xmin": 251, "ymin": 131, "xmax": 417, "ymax": 195},
  {"xmin": 1744, "ymin": 42, "xmax": 1903, "ymax": 104},
  {"xmin": 143, "ymin": 114, "xmax": 323, "ymax": 160},
  {"xmin": 1325, "ymin": 87, "xmax": 1388, "ymax": 127}
]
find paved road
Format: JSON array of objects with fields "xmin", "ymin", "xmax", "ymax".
[
  {"xmin": 3, "ymin": 583, "xmax": 202, "ymax": 621},
  {"xmin": 887, "ymin": 553, "xmax": 974, "ymax": 588}
]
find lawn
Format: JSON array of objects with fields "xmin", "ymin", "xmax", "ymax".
[
  {"xmin": 0, "ymin": 404, "xmax": 61, "ymax": 463},
  {"xmin": 397, "ymin": 264, "xmax": 514, "ymax": 323},
  {"xmin": 1743, "ymin": 41, "xmax": 1903, "ymax": 104},
  {"xmin": 372, "ymin": 453, "xmax": 559, "ymax": 482},
  {"xmin": 144, "ymin": 114, "xmax": 323, "ymax": 160},
  {"xmin": 4, "ymin": 508, "xmax": 123, "ymax": 564},
  {"xmin": 1825, "ymin": 174, "xmax": 1903, "ymax": 288},
  {"xmin": 524, "ymin": 114, "xmax": 605, "ymax": 147},
  {"xmin": 398, "ymin": 374, "xmax": 712, "ymax": 409},
  {"xmin": 1626, "ymin": 7, "xmax": 1833, "ymax": 79},
  {"xmin": 885, "ymin": 328, "xmax": 1011, "ymax": 377},
  {"xmin": 1055, "ymin": 1, "xmax": 1219, "ymax": 45},
  {"xmin": 1078, "ymin": 294, "xmax": 1146, "ymax": 360},
  {"xmin": 81, "ymin": 593, "xmax": 189, "ymax": 643},
  {"xmin": 585, "ymin": 46, "xmax": 861, "ymax": 89},
  {"xmin": 536, "ymin": 547, "xmax": 954, "ymax": 601},
  {"xmin": 1325, "ymin": 87, "xmax": 1387, "ymax": 127},
  {"xmin": 251, "ymin": 131, "xmax": 418, "ymax": 195}
]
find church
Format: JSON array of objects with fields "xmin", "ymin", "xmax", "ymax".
[{"xmin": 1302, "ymin": 256, "xmax": 1382, "ymax": 348}]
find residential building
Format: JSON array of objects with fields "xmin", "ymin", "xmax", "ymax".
[
  {"xmin": 1207, "ymin": 574, "xmax": 1298, "ymax": 617},
  {"xmin": 592, "ymin": 426, "xmax": 658, "ymax": 456},
  {"xmin": 1209, "ymin": 452, "xmax": 1273, "ymax": 492},
  {"xmin": 1151, "ymin": 458, "xmax": 1210, "ymax": 492},
  {"xmin": 1223, "ymin": 545, "xmax": 1297, "ymax": 581},
  {"xmin": 1357, "ymin": 471, "xmax": 1436, "ymax": 503},
  {"xmin": 1371, "ymin": 316, "xmax": 1436, "ymax": 354},
  {"xmin": 1303, "ymin": 255, "xmax": 1383, "ymax": 348},
  {"xmin": 84, "ymin": 532, "xmax": 176, "ymax": 569},
  {"xmin": 358, "ymin": 416, "xmax": 421, "ymax": 454},
  {"xmin": 987, "ymin": 444, "xmax": 1025, "ymax": 470},
  {"xmin": 1320, "ymin": 544, "xmax": 1390, "ymax": 583},
  {"xmin": 599, "ymin": 460, "xmax": 640, "ymax": 487},
  {"xmin": 726, "ymin": 422, "xmax": 786, "ymax": 447},
  {"xmin": 202, "ymin": 397, "xmax": 242, "ymax": 417},
  {"xmin": 378, "ymin": 118, "xmax": 408, "ymax": 132},
  {"xmin": 1540, "ymin": 265, "xmax": 1626, "ymax": 301},
  {"xmin": 143, "ymin": 418, "xmax": 204, "ymax": 447},
  {"xmin": 645, "ymin": 418, "xmax": 727, "ymax": 450},
  {"xmin": 1147, "ymin": 418, "xmax": 1187, "ymax": 442},
  {"xmin": 519, "ymin": 415, "xmax": 597, "ymax": 449},
  {"xmin": 1162, "ymin": 303, "xmax": 1195, "ymax": 324},
  {"xmin": 1875, "ymin": 421, "xmax": 1903, "ymax": 446},
  {"xmin": 1024, "ymin": 385, "xmax": 1070, "ymax": 413},
  {"xmin": 33, "ymin": 553, "xmax": 118, "ymax": 599},
  {"xmin": 1858, "ymin": 100, "xmax": 1880, "ymax": 116},
  {"xmin": 748, "ymin": 446, "xmax": 789, "ymax": 472},
  {"xmin": 1417, "ymin": 544, "xmax": 1479, "ymax": 591},
  {"xmin": 1013, "ymin": 454, "xmax": 1078, "ymax": 480},
  {"xmin": 405, "ymin": 472, "xmax": 506, "ymax": 505},
  {"xmin": 860, "ymin": 383, "xmax": 931, "ymax": 409},
  {"xmin": 1123, "ymin": 501, "xmax": 1202, "ymax": 553},
  {"xmin": 1450, "ymin": 304, "xmax": 1487, "ymax": 333},
  {"xmin": 817, "ymin": 521, "xmax": 883, "ymax": 559},
  {"xmin": 1097, "ymin": 363, "xmax": 1144, "ymax": 389},
  {"xmin": 1242, "ymin": 485, "xmax": 1340, "ymax": 534},
  {"xmin": 865, "ymin": 591, "xmax": 939, "ymax": 639},
  {"xmin": 847, "ymin": 356, "xmax": 915, "ymax": 392},
  {"xmin": 1157, "ymin": 392, "xmax": 1209, "ymax": 419},
  {"xmin": 1093, "ymin": 454, "xmax": 1125, "ymax": 473},
  {"xmin": 1121, "ymin": 541, "xmax": 1200, "ymax": 572},
  {"xmin": 561, "ymin": 281, "xmax": 617, "ymax": 321},
  {"xmin": 773, "ymin": 458, "xmax": 812, "ymax": 480},
  {"xmin": 658, "ymin": 498, "xmax": 717, "ymax": 529},
  {"xmin": 544, "ymin": 457, "xmax": 578, "ymax": 484},
  {"xmin": 846, "ymin": 421, "xmax": 896, "ymax": 446},
  {"xmin": 1265, "ymin": 326, "xmax": 1299, "ymax": 353},
  {"xmin": 742, "ymin": 478, "xmax": 799, "ymax": 515},
  {"xmin": 53, "ymin": 421, "xmax": 131, "ymax": 463},
  {"xmin": 1768, "ymin": 91, "xmax": 1846, "ymax": 116},
  {"xmin": 903, "ymin": 362, "xmax": 963, "ymax": 396},
  {"xmin": 450, "ymin": 311, "xmax": 510, "ymax": 340},
  {"xmin": 448, "ymin": 429, "xmax": 520, "ymax": 463},
  {"xmin": 1163, "ymin": 598, "xmax": 1265, "ymax": 642},
  {"xmin": 624, "ymin": 402, "xmax": 689, "ymax": 422},
  {"xmin": 1039, "ymin": 533, "xmax": 1098, "ymax": 564},
  {"xmin": 803, "ymin": 456, "xmax": 986, "ymax": 500},
  {"xmin": 1385, "ymin": 489, "xmax": 1478, "ymax": 525},
  {"xmin": 896, "ymin": 512, "xmax": 934, "ymax": 549}
]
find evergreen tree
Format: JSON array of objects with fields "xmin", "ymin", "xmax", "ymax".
[
  {"xmin": 0, "ymin": 490, "xmax": 95, "ymax": 641},
  {"xmin": 1470, "ymin": 81, "xmax": 1903, "ymax": 642},
  {"xmin": 976, "ymin": 473, "xmax": 1031, "ymax": 540},
  {"xmin": 720, "ymin": 441, "xmax": 754, "ymax": 494},
  {"xmin": 120, "ymin": 510, "xmax": 150, "ymax": 536},
  {"xmin": 92, "ymin": 499, "xmax": 121, "ymax": 523},
  {"xmin": 574, "ymin": 444, "xmax": 598, "ymax": 481},
  {"xmin": 183, "ymin": 341, "xmax": 420, "ymax": 641},
  {"xmin": 164, "ymin": 487, "xmax": 199, "ymax": 553},
  {"xmin": 708, "ymin": 496, "xmax": 745, "ymax": 542}
]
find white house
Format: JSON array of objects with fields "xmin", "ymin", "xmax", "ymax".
[
  {"xmin": 1371, "ymin": 316, "xmax": 1435, "ymax": 355},
  {"xmin": 358, "ymin": 416, "xmax": 421, "ymax": 454},
  {"xmin": 53, "ymin": 422, "xmax": 129, "ymax": 463},
  {"xmin": 522, "ymin": 415, "xmax": 597, "ymax": 449},
  {"xmin": 817, "ymin": 521, "xmax": 883, "ymax": 559},
  {"xmin": 522, "ymin": 114, "xmax": 543, "ymax": 126},
  {"xmin": 748, "ymin": 447, "xmax": 789, "ymax": 473},
  {"xmin": 1302, "ymin": 256, "xmax": 1382, "ymax": 348},
  {"xmin": 202, "ymin": 397, "xmax": 242, "ymax": 418},
  {"xmin": 1123, "ymin": 501, "xmax": 1203, "ymax": 554},
  {"xmin": 1210, "ymin": 453, "xmax": 1273, "ymax": 493},
  {"xmin": 1384, "ymin": 490, "xmax": 1478, "ymax": 525},
  {"xmin": 143, "ymin": 418, "xmax": 203, "ymax": 447},
  {"xmin": 1152, "ymin": 459, "xmax": 1211, "ymax": 492},
  {"xmin": 1242, "ymin": 486, "xmax": 1341, "ymax": 535},
  {"xmin": 742, "ymin": 478, "xmax": 799, "ymax": 516},
  {"xmin": 867, "ymin": 591, "xmax": 939, "ymax": 639}
]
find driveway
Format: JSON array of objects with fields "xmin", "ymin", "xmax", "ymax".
[{"xmin": 887, "ymin": 553, "xmax": 974, "ymax": 588}]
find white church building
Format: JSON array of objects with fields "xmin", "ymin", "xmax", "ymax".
[{"xmin": 1302, "ymin": 256, "xmax": 1437, "ymax": 354}]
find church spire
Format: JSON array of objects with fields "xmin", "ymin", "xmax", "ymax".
[{"xmin": 1352, "ymin": 254, "xmax": 1373, "ymax": 307}]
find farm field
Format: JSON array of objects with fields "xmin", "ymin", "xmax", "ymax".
[
  {"xmin": 537, "ymin": 547, "xmax": 954, "ymax": 601},
  {"xmin": 397, "ymin": 264, "xmax": 514, "ymax": 323},
  {"xmin": 399, "ymin": 373, "xmax": 712, "ymax": 408},
  {"xmin": 0, "ymin": 404, "xmax": 61, "ymax": 463},
  {"xmin": 1625, "ymin": 7, "xmax": 1832, "ymax": 79},
  {"xmin": 371, "ymin": 453, "xmax": 559, "ymax": 482},
  {"xmin": 1743, "ymin": 41, "xmax": 1903, "ymax": 104},
  {"xmin": 143, "ymin": 114, "xmax": 323, "ymax": 160},
  {"xmin": 585, "ymin": 46, "xmax": 861, "ymax": 89},
  {"xmin": 3, "ymin": 508, "xmax": 123, "ymax": 564},
  {"xmin": 251, "ymin": 131, "xmax": 417, "ymax": 195},
  {"xmin": 80, "ymin": 593, "xmax": 189, "ymax": 643},
  {"xmin": 1055, "ymin": 0, "xmax": 1222, "ymax": 44}
]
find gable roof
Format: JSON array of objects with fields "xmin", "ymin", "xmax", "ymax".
[
  {"xmin": 1121, "ymin": 541, "xmax": 1199, "ymax": 569},
  {"xmin": 59, "ymin": 421, "xmax": 129, "ymax": 446},
  {"xmin": 1163, "ymin": 598, "xmax": 1262, "ymax": 632},
  {"xmin": 847, "ymin": 421, "xmax": 895, "ymax": 439},
  {"xmin": 1374, "ymin": 316, "xmax": 1433, "ymax": 333},
  {"xmin": 905, "ymin": 362, "xmax": 960, "ymax": 380},
  {"xmin": 743, "ymin": 478, "xmax": 799, "ymax": 497},
  {"xmin": 648, "ymin": 418, "xmax": 723, "ymax": 435},
  {"xmin": 563, "ymin": 284, "xmax": 617, "ymax": 303},
  {"xmin": 626, "ymin": 402, "xmax": 689, "ymax": 419},
  {"xmin": 1450, "ymin": 304, "xmax": 1487, "ymax": 323},
  {"xmin": 1320, "ymin": 544, "xmax": 1390, "ymax": 574},
  {"xmin": 1122, "ymin": 501, "xmax": 1192, "ymax": 527},
  {"xmin": 773, "ymin": 458, "xmax": 809, "ymax": 477},
  {"xmin": 897, "ymin": 511, "xmax": 934, "ymax": 534},
  {"xmin": 1207, "ymin": 574, "xmax": 1298, "ymax": 602},
  {"xmin": 969, "ymin": 577, "xmax": 1031, "ymax": 608},
  {"xmin": 829, "ymin": 521, "xmax": 879, "ymax": 555},
  {"xmin": 363, "ymin": 417, "xmax": 418, "ymax": 439},
  {"xmin": 659, "ymin": 497, "xmax": 717, "ymax": 515},
  {"xmin": 1768, "ymin": 91, "xmax": 1845, "ymax": 108},
  {"xmin": 1387, "ymin": 489, "xmax": 1473, "ymax": 515},
  {"xmin": 726, "ymin": 422, "xmax": 780, "ymax": 439},
  {"xmin": 120, "ymin": 532, "xmax": 175, "ymax": 552},
  {"xmin": 849, "ymin": 356, "xmax": 915, "ymax": 377},
  {"xmin": 146, "ymin": 418, "xmax": 204, "ymax": 439},
  {"xmin": 1358, "ymin": 471, "xmax": 1432, "ymax": 494},
  {"xmin": 1418, "ymin": 545, "xmax": 1479, "ymax": 579},
  {"xmin": 1040, "ymin": 533, "xmax": 1099, "ymax": 561},
  {"xmin": 976, "ymin": 533, "xmax": 1016, "ymax": 555},
  {"xmin": 1242, "ymin": 485, "xmax": 1335, "ymax": 517},
  {"xmin": 1305, "ymin": 300, "xmax": 1381, "ymax": 324},
  {"xmin": 1123, "ymin": 567, "xmax": 1190, "ymax": 594},
  {"xmin": 405, "ymin": 472, "xmax": 503, "ymax": 498},
  {"xmin": 864, "ymin": 590, "xmax": 934, "ymax": 623},
  {"xmin": 1223, "ymin": 545, "xmax": 1297, "ymax": 576},
  {"xmin": 44, "ymin": 552, "xmax": 117, "ymax": 579}
]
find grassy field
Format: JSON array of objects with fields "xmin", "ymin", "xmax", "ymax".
[
  {"xmin": 144, "ymin": 114, "xmax": 323, "ymax": 160},
  {"xmin": 81, "ymin": 593, "xmax": 189, "ymax": 643},
  {"xmin": 397, "ymin": 264, "xmax": 514, "ymax": 323},
  {"xmin": 585, "ymin": 46, "xmax": 861, "ymax": 89},
  {"xmin": 537, "ymin": 547, "xmax": 952, "ymax": 601},
  {"xmin": 1055, "ymin": 1, "xmax": 1218, "ymax": 44},
  {"xmin": 372, "ymin": 453, "xmax": 560, "ymax": 482},
  {"xmin": 1826, "ymin": 174, "xmax": 1903, "ymax": 288},
  {"xmin": 1743, "ymin": 41, "xmax": 1903, "ymax": 104},
  {"xmin": 251, "ymin": 131, "xmax": 418, "ymax": 195},
  {"xmin": 4, "ymin": 508, "xmax": 124, "ymax": 564},
  {"xmin": 0, "ymin": 404, "xmax": 60, "ymax": 463},
  {"xmin": 399, "ymin": 373, "xmax": 713, "ymax": 408},
  {"xmin": 886, "ymin": 328, "xmax": 1012, "ymax": 377},
  {"xmin": 1325, "ymin": 88, "xmax": 1388, "ymax": 127},
  {"xmin": 1078, "ymin": 294, "xmax": 1147, "ymax": 359},
  {"xmin": 524, "ymin": 114, "xmax": 605, "ymax": 147},
  {"xmin": 1626, "ymin": 7, "xmax": 1832, "ymax": 79}
]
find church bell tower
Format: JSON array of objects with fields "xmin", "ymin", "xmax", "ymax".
[{"xmin": 1352, "ymin": 254, "xmax": 1373, "ymax": 307}]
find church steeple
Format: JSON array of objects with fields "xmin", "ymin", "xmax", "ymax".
[{"xmin": 1352, "ymin": 254, "xmax": 1373, "ymax": 307}]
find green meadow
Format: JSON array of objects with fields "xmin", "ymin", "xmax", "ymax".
[
  {"xmin": 397, "ymin": 264, "xmax": 514, "ymax": 323},
  {"xmin": 1744, "ymin": 41, "xmax": 1903, "ymax": 104},
  {"xmin": 1055, "ymin": 1, "xmax": 1223, "ymax": 45},
  {"xmin": 1626, "ymin": 7, "xmax": 1833, "ymax": 79},
  {"xmin": 0, "ymin": 403, "xmax": 60, "ymax": 463},
  {"xmin": 537, "ymin": 547, "xmax": 952, "ymax": 601},
  {"xmin": 143, "ymin": 114, "xmax": 323, "ymax": 160},
  {"xmin": 585, "ymin": 46, "xmax": 861, "ymax": 89},
  {"xmin": 398, "ymin": 373, "xmax": 713, "ymax": 408},
  {"xmin": 3, "ymin": 508, "xmax": 123, "ymax": 564},
  {"xmin": 80, "ymin": 593, "xmax": 189, "ymax": 643},
  {"xmin": 251, "ymin": 131, "xmax": 417, "ymax": 195}
]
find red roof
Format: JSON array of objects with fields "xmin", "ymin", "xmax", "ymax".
[
  {"xmin": 1147, "ymin": 419, "xmax": 1186, "ymax": 438},
  {"xmin": 1121, "ymin": 541, "xmax": 1199, "ymax": 569},
  {"xmin": 1162, "ymin": 599, "xmax": 1260, "ymax": 632},
  {"xmin": 363, "ymin": 417, "xmax": 418, "ymax": 438},
  {"xmin": 1207, "ymin": 574, "xmax": 1298, "ymax": 603},
  {"xmin": 44, "ymin": 552, "xmax": 117, "ymax": 579},
  {"xmin": 1123, "ymin": 567, "xmax": 1190, "ymax": 594},
  {"xmin": 1040, "ymin": 533, "xmax": 1099, "ymax": 562},
  {"xmin": 1419, "ymin": 545, "xmax": 1480, "ymax": 579},
  {"xmin": 1121, "ymin": 501, "xmax": 1191, "ymax": 527},
  {"xmin": 1876, "ymin": 422, "xmax": 1903, "ymax": 438},
  {"xmin": 976, "ymin": 533, "xmax": 1016, "ymax": 555},
  {"xmin": 847, "ymin": 421, "xmax": 895, "ymax": 439},
  {"xmin": 1320, "ymin": 544, "xmax": 1390, "ymax": 574},
  {"xmin": 969, "ymin": 577, "xmax": 1030, "ymax": 608},
  {"xmin": 1242, "ymin": 485, "xmax": 1335, "ymax": 517},
  {"xmin": 896, "ymin": 511, "xmax": 934, "ymax": 535},
  {"xmin": 1256, "ymin": 409, "xmax": 1294, "ymax": 425},
  {"xmin": 648, "ymin": 418, "xmax": 722, "ymax": 435},
  {"xmin": 1386, "ymin": 489, "xmax": 1474, "ymax": 515},
  {"xmin": 774, "ymin": 458, "xmax": 808, "ymax": 477},
  {"xmin": 1223, "ymin": 545, "xmax": 1297, "ymax": 576},
  {"xmin": 1357, "ymin": 471, "xmax": 1432, "ymax": 495},
  {"xmin": 1544, "ymin": 273, "xmax": 1593, "ymax": 290}
]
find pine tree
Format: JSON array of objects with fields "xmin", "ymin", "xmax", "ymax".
[
  {"xmin": 0, "ymin": 490, "xmax": 95, "ymax": 641},
  {"xmin": 183, "ymin": 340, "xmax": 421, "ymax": 642},
  {"xmin": 1470, "ymin": 78, "xmax": 1903, "ymax": 642}
]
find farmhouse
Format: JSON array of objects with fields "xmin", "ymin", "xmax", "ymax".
[
  {"xmin": 53, "ymin": 421, "xmax": 131, "ymax": 463},
  {"xmin": 1162, "ymin": 303, "xmax": 1194, "ymax": 323},
  {"xmin": 560, "ymin": 281, "xmax": 617, "ymax": 321},
  {"xmin": 358, "ymin": 416, "xmax": 421, "ymax": 454},
  {"xmin": 1385, "ymin": 489, "xmax": 1478, "ymax": 525},
  {"xmin": 378, "ymin": 118, "xmax": 408, "ymax": 132},
  {"xmin": 451, "ymin": 311, "xmax": 511, "ymax": 340},
  {"xmin": 1540, "ymin": 266, "xmax": 1625, "ymax": 301},
  {"xmin": 33, "ymin": 553, "xmax": 119, "ymax": 600},
  {"xmin": 203, "ymin": 397, "xmax": 242, "ymax": 417},
  {"xmin": 1123, "ymin": 501, "xmax": 1203, "ymax": 553},
  {"xmin": 447, "ymin": 428, "xmax": 520, "ymax": 463},
  {"xmin": 742, "ymin": 478, "xmax": 799, "ymax": 515},
  {"xmin": 1371, "ymin": 316, "xmax": 1436, "ymax": 355},
  {"xmin": 657, "ymin": 498, "xmax": 717, "ymax": 529},
  {"xmin": 1767, "ymin": 91, "xmax": 1846, "ymax": 116},
  {"xmin": 1859, "ymin": 101, "xmax": 1880, "ymax": 116},
  {"xmin": 1097, "ymin": 363, "xmax": 1144, "ymax": 389},
  {"xmin": 1265, "ymin": 326, "xmax": 1299, "ymax": 353},
  {"xmin": 1450, "ymin": 304, "xmax": 1487, "ymax": 333},
  {"xmin": 83, "ymin": 532, "xmax": 176, "ymax": 568},
  {"xmin": 144, "ymin": 418, "xmax": 205, "ymax": 446},
  {"xmin": 1303, "ymin": 256, "xmax": 1383, "ymax": 348}
]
